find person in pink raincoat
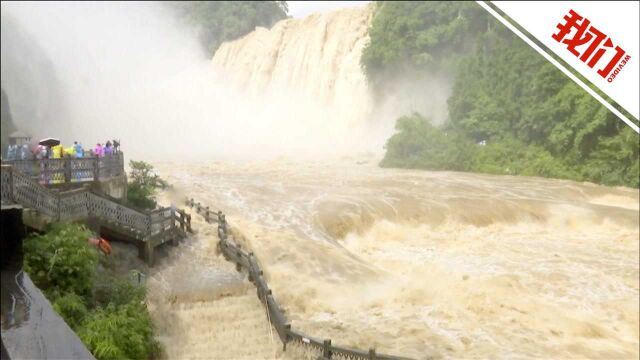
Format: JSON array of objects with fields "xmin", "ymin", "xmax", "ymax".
[{"xmin": 94, "ymin": 143, "xmax": 104, "ymax": 157}]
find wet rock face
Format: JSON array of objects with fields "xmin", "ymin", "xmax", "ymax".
[
  {"xmin": 1, "ymin": 271, "xmax": 94, "ymax": 359},
  {"xmin": 1, "ymin": 207, "xmax": 93, "ymax": 360},
  {"xmin": 0, "ymin": 208, "xmax": 24, "ymax": 271}
]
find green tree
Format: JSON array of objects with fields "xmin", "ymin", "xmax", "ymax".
[
  {"xmin": 361, "ymin": 1, "xmax": 490, "ymax": 93},
  {"xmin": 366, "ymin": 1, "xmax": 639, "ymax": 187},
  {"xmin": 167, "ymin": 1, "xmax": 288, "ymax": 55},
  {"xmin": 127, "ymin": 160, "xmax": 167, "ymax": 210},
  {"xmin": 380, "ymin": 113, "xmax": 474, "ymax": 171}
]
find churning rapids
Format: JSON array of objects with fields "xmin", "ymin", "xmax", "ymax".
[
  {"xmin": 2, "ymin": 3, "xmax": 638, "ymax": 359},
  {"xmin": 146, "ymin": 158, "xmax": 639, "ymax": 359}
]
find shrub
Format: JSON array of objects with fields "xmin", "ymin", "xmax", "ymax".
[
  {"xmin": 94, "ymin": 276, "xmax": 145, "ymax": 308},
  {"xmin": 380, "ymin": 113, "xmax": 475, "ymax": 171},
  {"xmin": 23, "ymin": 223, "xmax": 161, "ymax": 360},
  {"xmin": 23, "ymin": 223, "xmax": 98, "ymax": 299},
  {"xmin": 52, "ymin": 292, "xmax": 88, "ymax": 331},
  {"xmin": 78, "ymin": 303, "xmax": 160, "ymax": 360}
]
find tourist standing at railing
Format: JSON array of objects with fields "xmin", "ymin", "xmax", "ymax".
[
  {"xmin": 32, "ymin": 145, "xmax": 46, "ymax": 184},
  {"xmin": 34, "ymin": 145, "xmax": 47, "ymax": 160},
  {"xmin": 51, "ymin": 144, "xmax": 64, "ymax": 184},
  {"xmin": 17, "ymin": 144, "xmax": 31, "ymax": 160},
  {"xmin": 52, "ymin": 144, "xmax": 63, "ymax": 159},
  {"xmin": 94, "ymin": 143, "xmax": 104, "ymax": 157},
  {"xmin": 6, "ymin": 144, "xmax": 17, "ymax": 160},
  {"xmin": 63, "ymin": 145, "xmax": 75, "ymax": 158},
  {"xmin": 74, "ymin": 141, "xmax": 84, "ymax": 158},
  {"xmin": 104, "ymin": 141, "xmax": 113, "ymax": 156},
  {"xmin": 73, "ymin": 141, "xmax": 84, "ymax": 182}
]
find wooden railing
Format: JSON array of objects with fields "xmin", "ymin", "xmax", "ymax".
[
  {"xmin": 1, "ymin": 165, "xmax": 191, "ymax": 246},
  {"xmin": 2, "ymin": 153, "xmax": 125, "ymax": 185},
  {"xmin": 186, "ymin": 198, "xmax": 412, "ymax": 360}
]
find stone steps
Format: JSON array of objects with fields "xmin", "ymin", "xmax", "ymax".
[{"xmin": 155, "ymin": 288, "xmax": 283, "ymax": 359}]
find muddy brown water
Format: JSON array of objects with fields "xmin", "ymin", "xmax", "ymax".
[{"xmin": 147, "ymin": 158, "xmax": 639, "ymax": 359}]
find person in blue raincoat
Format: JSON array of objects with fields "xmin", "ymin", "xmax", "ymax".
[
  {"xmin": 74, "ymin": 141, "xmax": 84, "ymax": 158},
  {"xmin": 6, "ymin": 144, "xmax": 17, "ymax": 160}
]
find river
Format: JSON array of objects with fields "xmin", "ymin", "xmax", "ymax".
[{"xmin": 146, "ymin": 157, "xmax": 639, "ymax": 359}]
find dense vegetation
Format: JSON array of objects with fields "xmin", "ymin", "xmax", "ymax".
[
  {"xmin": 24, "ymin": 224, "xmax": 98, "ymax": 299},
  {"xmin": 361, "ymin": 1, "xmax": 489, "ymax": 93},
  {"xmin": 167, "ymin": 1, "xmax": 288, "ymax": 55},
  {"xmin": 127, "ymin": 160, "xmax": 168, "ymax": 210},
  {"xmin": 363, "ymin": 1, "xmax": 639, "ymax": 187},
  {"xmin": 24, "ymin": 223, "xmax": 159, "ymax": 360}
]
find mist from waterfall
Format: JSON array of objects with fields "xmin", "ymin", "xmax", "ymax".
[{"xmin": 1, "ymin": 2, "xmax": 453, "ymax": 161}]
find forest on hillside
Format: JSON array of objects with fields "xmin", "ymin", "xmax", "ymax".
[
  {"xmin": 362, "ymin": 1, "xmax": 639, "ymax": 187},
  {"xmin": 166, "ymin": 1, "xmax": 288, "ymax": 55}
]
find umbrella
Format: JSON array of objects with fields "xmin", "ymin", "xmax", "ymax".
[{"xmin": 39, "ymin": 137, "xmax": 60, "ymax": 147}]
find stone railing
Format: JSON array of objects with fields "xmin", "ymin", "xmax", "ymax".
[
  {"xmin": 2, "ymin": 153, "xmax": 125, "ymax": 185},
  {"xmin": 186, "ymin": 198, "xmax": 412, "ymax": 360},
  {"xmin": 2, "ymin": 165, "xmax": 190, "ymax": 249}
]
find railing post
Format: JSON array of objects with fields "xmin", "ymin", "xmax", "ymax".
[
  {"xmin": 170, "ymin": 208, "xmax": 180, "ymax": 246},
  {"xmin": 144, "ymin": 238, "xmax": 155, "ymax": 266},
  {"xmin": 323, "ymin": 339, "xmax": 332, "ymax": 358},
  {"xmin": 57, "ymin": 191, "xmax": 62, "ymax": 221},
  {"xmin": 170, "ymin": 207, "xmax": 176, "ymax": 229},
  {"xmin": 145, "ymin": 214, "xmax": 152, "ymax": 237},
  {"xmin": 64, "ymin": 157, "xmax": 72, "ymax": 183},
  {"xmin": 9, "ymin": 166, "xmax": 16, "ymax": 203},
  {"xmin": 94, "ymin": 157, "xmax": 100, "ymax": 180},
  {"xmin": 283, "ymin": 324, "xmax": 291, "ymax": 350},
  {"xmin": 179, "ymin": 211, "xmax": 185, "ymax": 231},
  {"xmin": 118, "ymin": 152, "xmax": 124, "ymax": 176},
  {"xmin": 369, "ymin": 348, "xmax": 376, "ymax": 359}
]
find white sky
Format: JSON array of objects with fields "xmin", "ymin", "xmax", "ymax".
[{"xmin": 287, "ymin": 1, "xmax": 370, "ymax": 18}]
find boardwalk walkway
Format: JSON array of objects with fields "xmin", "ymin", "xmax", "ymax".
[{"xmin": 1, "ymin": 160, "xmax": 190, "ymax": 265}]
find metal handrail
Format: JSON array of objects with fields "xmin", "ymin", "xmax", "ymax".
[{"xmin": 187, "ymin": 198, "xmax": 412, "ymax": 360}]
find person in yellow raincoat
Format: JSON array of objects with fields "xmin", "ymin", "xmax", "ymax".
[
  {"xmin": 64, "ymin": 146, "xmax": 75, "ymax": 157},
  {"xmin": 52, "ymin": 144, "xmax": 63, "ymax": 158},
  {"xmin": 51, "ymin": 144, "xmax": 64, "ymax": 183},
  {"xmin": 61, "ymin": 145, "xmax": 76, "ymax": 181}
]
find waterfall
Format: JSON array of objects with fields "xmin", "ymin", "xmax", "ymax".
[{"xmin": 212, "ymin": 5, "xmax": 375, "ymax": 133}]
